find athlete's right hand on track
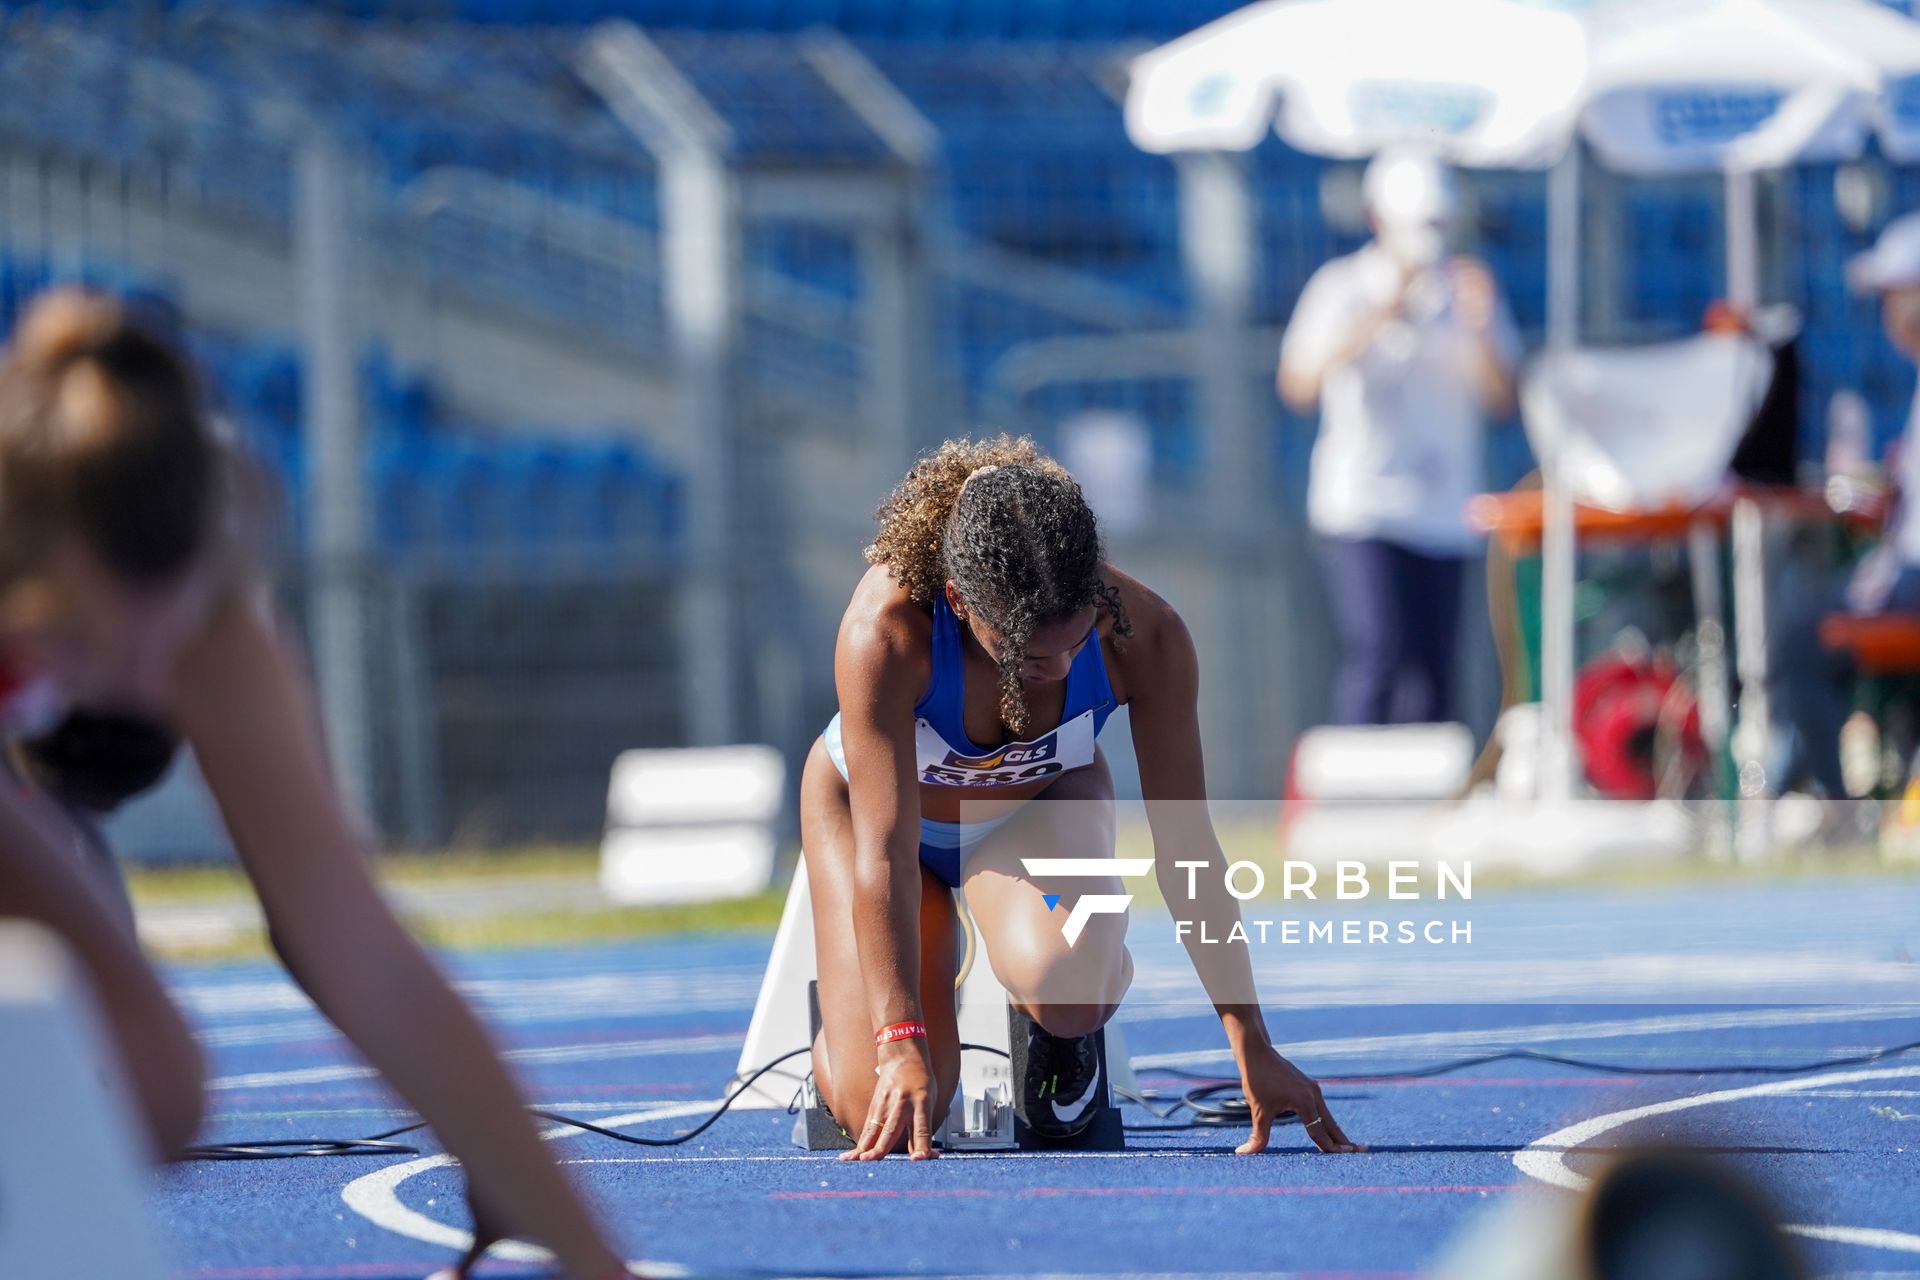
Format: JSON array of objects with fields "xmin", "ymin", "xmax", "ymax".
[{"xmin": 843, "ymin": 1039, "xmax": 939, "ymax": 1161}]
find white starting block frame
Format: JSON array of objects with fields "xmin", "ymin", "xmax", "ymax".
[
  {"xmin": 600, "ymin": 745, "xmax": 785, "ymax": 905},
  {"xmin": 0, "ymin": 920, "xmax": 174, "ymax": 1280},
  {"xmin": 735, "ymin": 861, "xmax": 1136, "ymax": 1150}
]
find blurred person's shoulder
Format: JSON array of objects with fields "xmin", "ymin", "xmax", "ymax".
[
  {"xmin": 1309, "ymin": 242, "xmax": 1383, "ymax": 286},
  {"xmin": 1291, "ymin": 243, "xmax": 1389, "ymax": 320}
]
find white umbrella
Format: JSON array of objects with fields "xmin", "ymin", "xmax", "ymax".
[
  {"xmin": 1125, "ymin": 0, "xmax": 1920, "ymax": 811},
  {"xmin": 1127, "ymin": 0, "xmax": 1588, "ymax": 165},
  {"xmin": 1129, "ymin": 0, "xmax": 1920, "ymax": 319},
  {"xmin": 1130, "ymin": 0, "xmax": 1920, "ymax": 171}
]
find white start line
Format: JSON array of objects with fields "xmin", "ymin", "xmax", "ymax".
[{"xmin": 1514, "ymin": 1063, "xmax": 1920, "ymax": 1256}]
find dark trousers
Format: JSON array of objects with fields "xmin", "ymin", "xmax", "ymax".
[
  {"xmin": 1318, "ymin": 535, "xmax": 1466, "ymax": 726},
  {"xmin": 1770, "ymin": 559, "xmax": 1920, "ymax": 796}
]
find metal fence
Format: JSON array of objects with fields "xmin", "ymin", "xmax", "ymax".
[{"xmin": 6, "ymin": 9, "xmax": 1920, "ymax": 852}]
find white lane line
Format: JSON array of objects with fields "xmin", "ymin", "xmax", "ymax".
[
  {"xmin": 209, "ymin": 1063, "xmax": 380, "ymax": 1091},
  {"xmin": 340, "ymin": 1102, "xmax": 716, "ymax": 1274},
  {"xmin": 1792, "ymin": 1091, "xmax": 1920, "ymax": 1099},
  {"xmin": 173, "ymin": 971, "xmax": 760, "ymax": 1019},
  {"xmin": 1793, "ymin": 1224, "xmax": 1920, "ymax": 1253},
  {"xmin": 197, "ymin": 1018, "xmax": 328, "ymax": 1048},
  {"xmin": 209, "ymin": 1032, "xmax": 741, "ymax": 1091},
  {"xmin": 1514, "ymin": 1064, "xmax": 1920, "ymax": 1256},
  {"xmin": 1134, "ymin": 1004, "xmax": 1920, "ymax": 1070},
  {"xmin": 221, "ymin": 1006, "xmax": 1920, "ymax": 1092},
  {"xmin": 559, "ymin": 1150, "xmax": 1259, "ymax": 1165}
]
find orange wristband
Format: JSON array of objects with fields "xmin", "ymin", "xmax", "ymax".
[{"xmin": 874, "ymin": 1020, "xmax": 928, "ymax": 1046}]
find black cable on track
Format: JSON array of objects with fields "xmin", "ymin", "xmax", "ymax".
[{"xmin": 184, "ymin": 1034, "xmax": 1920, "ymax": 1158}]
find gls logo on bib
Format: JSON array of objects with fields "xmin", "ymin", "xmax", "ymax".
[{"xmin": 916, "ymin": 710, "xmax": 1098, "ymax": 787}]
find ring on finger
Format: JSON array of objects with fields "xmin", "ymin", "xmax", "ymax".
[{"xmin": 1305, "ymin": 1117, "xmax": 1325, "ymax": 1128}]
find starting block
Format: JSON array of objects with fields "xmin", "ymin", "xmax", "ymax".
[
  {"xmin": 0, "ymin": 920, "xmax": 174, "ymax": 1280},
  {"xmin": 734, "ymin": 861, "xmax": 1131, "ymax": 1152}
]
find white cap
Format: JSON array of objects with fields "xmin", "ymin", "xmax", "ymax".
[
  {"xmin": 1848, "ymin": 211, "xmax": 1920, "ymax": 293},
  {"xmin": 1362, "ymin": 147, "xmax": 1460, "ymax": 227}
]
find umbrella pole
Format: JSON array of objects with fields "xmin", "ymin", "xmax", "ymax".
[
  {"xmin": 1548, "ymin": 145, "xmax": 1581, "ymax": 349},
  {"xmin": 1539, "ymin": 144, "xmax": 1582, "ymax": 804},
  {"xmin": 1177, "ymin": 149, "xmax": 1270, "ymax": 797},
  {"xmin": 1724, "ymin": 166, "xmax": 1775, "ymax": 856},
  {"xmin": 1725, "ymin": 167, "xmax": 1760, "ymax": 310}
]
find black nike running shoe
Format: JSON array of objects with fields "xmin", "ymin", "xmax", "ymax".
[{"xmin": 1018, "ymin": 1020, "xmax": 1104, "ymax": 1139}]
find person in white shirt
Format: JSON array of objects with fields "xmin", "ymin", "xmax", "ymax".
[
  {"xmin": 1772, "ymin": 210, "xmax": 1920, "ymax": 795},
  {"xmin": 1845, "ymin": 211, "xmax": 1920, "ymax": 613},
  {"xmin": 1278, "ymin": 148, "xmax": 1519, "ymax": 725}
]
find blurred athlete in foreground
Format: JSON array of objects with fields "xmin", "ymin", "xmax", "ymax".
[
  {"xmin": 803, "ymin": 434, "xmax": 1360, "ymax": 1160},
  {"xmin": 0, "ymin": 290, "xmax": 635, "ymax": 1280}
]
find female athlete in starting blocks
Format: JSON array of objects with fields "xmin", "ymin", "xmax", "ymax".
[
  {"xmin": 0, "ymin": 290, "xmax": 635, "ymax": 1280},
  {"xmin": 803, "ymin": 434, "xmax": 1361, "ymax": 1160}
]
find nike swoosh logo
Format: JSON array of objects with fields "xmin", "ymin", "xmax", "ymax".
[{"xmin": 1049, "ymin": 1058, "xmax": 1100, "ymax": 1124}]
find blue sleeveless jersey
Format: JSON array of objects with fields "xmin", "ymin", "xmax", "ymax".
[{"xmin": 823, "ymin": 592, "xmax": 1116, "ymax": 789}]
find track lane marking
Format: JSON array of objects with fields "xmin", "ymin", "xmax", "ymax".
[
  {"xmin": 340, "ymin": 1008, "xmax": 1920, "ymax": 1265},
  {"xmin": 1515, "ymin": 1064, "xmax": 1920, "ymax": 1256},
  {"xmin": 770, "ymin": 1184, "xmax": 1515, "ymax": 1200}
]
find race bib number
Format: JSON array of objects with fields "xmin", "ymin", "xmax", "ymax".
[{"xmin": 916, "ymin": 711, "xmax": 1098, "ymax": 787}]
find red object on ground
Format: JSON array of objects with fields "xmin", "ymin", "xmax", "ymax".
[{"xmin": 1573, "ymin": 653, "xmax": 1704, "ymax": 800}]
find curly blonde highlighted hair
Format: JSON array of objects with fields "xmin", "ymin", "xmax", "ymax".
[{"xmin": 866, "ymin": 433, "xmax": 1129, "ymax": 736}]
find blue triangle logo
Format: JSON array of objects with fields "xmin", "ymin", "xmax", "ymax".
[{"xmin": 1043, "ymin": 894, "xmax": 1061, "ymax": 912}]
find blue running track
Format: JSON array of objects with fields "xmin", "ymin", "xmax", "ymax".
[{"xmin": 156, "ymin": 875, "xmax": 1920, "ymax": 1278}]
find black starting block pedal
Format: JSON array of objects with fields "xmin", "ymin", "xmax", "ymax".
[
  {"xmin": 794, "ymin": 980, "xmax": 854, "ymax": 1151},
  {"xmin": 1007, "ymin": 1003, "xmax": 1126, "ymax": 1152}
]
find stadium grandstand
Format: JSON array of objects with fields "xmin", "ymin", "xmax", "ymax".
[{"xmin": 1, "ymin": 0, "xmax": 1916, "ymax": 849}]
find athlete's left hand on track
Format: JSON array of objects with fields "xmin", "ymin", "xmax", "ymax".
[{"xmin": 1234, "ymin": 1043, "xmax": 1363, "ymax": 1154}]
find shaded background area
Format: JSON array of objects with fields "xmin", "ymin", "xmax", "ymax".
[{"xmin": 4, "ymin": 0, "xmax": 1917, "ymax": 852}]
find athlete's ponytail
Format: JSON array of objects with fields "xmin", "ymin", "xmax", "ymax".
[
  {"xmin": 0, "ymin": 288, "xmax": 226, "ymax": 591},
  {"xmin": 866, "ymin": 433, "xmax": 1128, "ymax": 735}
]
